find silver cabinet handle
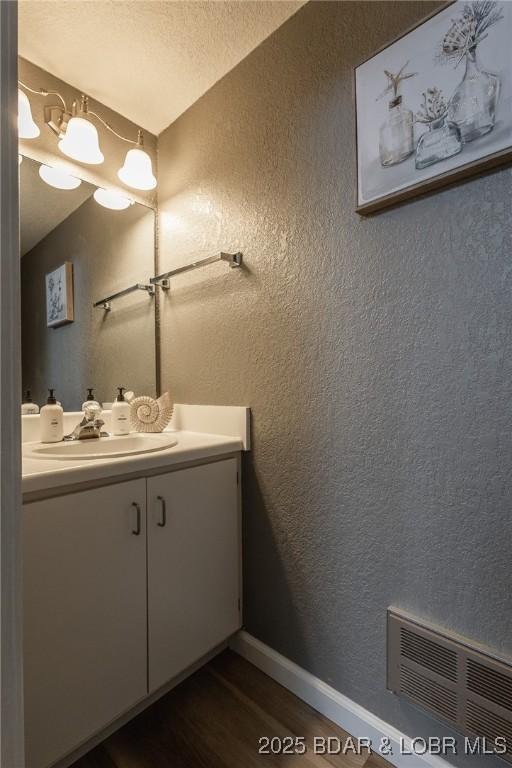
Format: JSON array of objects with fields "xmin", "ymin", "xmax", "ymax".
[
  {"xmin": 156, "ymin": 495, "xmax": 167, "ymax": 527},
  {"xmin": 131, "ymin": 502, "xmax": 142, "ymax": 536}
]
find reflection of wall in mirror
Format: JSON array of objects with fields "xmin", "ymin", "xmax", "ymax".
[{"xmin": 21, "ymin": 168, "xmax": 157, "ymax": 411}]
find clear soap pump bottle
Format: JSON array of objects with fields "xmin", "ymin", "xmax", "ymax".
[
  {"xmin": 111, "ymin": 387, "xmax": 130, "ymax": 436},
  {"xmin": 82, "ymin": 388, "xmax": 101, "ymax": 414},
  {"xmin": 40, "ymin": 389, "xmax": 64, "ymax": 443}
]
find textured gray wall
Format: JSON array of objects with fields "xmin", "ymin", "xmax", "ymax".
[
  {"xmin": 21, "ymin": 186, "xmax": 156, "ymax": 411},
  {"xmin": 157, "ymin": 3, "xmax": 512, "ymax": 764}
]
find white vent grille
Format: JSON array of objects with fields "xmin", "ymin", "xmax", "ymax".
[
  {"xmin": 466, "ymin": 701, "xmax": 512, "ymax": 757},
  {"xmin": 400, "ymin": 627, "xmax": 458, "ymax": 682},
  {"xmin": 400, "ymin": 665, "xmax": 458, "ymax": 722},
  {"xmin": 467, "ymin": 658, "xmax": 512, "ymax": 713},
  {"xmin": 388, "ymin": 610, "xmax": 512, "ymax": 763}
]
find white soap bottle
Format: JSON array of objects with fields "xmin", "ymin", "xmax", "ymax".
[
  {"xmin": 21, "ymin": 389, "xmax": 39, "ymax": 415},
  {"xmin": 111, "ymin": 387, "xmax": 130, "ymax": 435},
  {"xmin": 40, "ymin": 389, "xmax": 64, "ymax": 443}
]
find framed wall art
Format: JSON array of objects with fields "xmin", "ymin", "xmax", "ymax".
[
  {"xmin": 355, "ymin": 1, "xmax": 512, "ymax": 214},
  {"xmin": 45, "ymin": 262, "xmax": 74, "ymax": 328}
]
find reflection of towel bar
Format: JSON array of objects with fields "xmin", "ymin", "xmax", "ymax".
[
  {"xmin": 150, "ymin": 251, "xmax": 242, "ymax": 290},
  {"xmin": 93, "ymin": 283, "xmax": 155, "ymax": 312}
]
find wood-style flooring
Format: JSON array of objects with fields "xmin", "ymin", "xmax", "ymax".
[{"xmin": 71, "ymin": 650, "xmax": 392, "ymax": 768}]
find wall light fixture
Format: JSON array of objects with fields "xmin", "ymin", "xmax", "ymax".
[{"xmin": 18, "ymin": 82, "xmax": 157, "ymax": 190}]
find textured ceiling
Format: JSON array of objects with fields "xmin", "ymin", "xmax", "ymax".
[
  {"xmin": 20, "ymin": 156, "xmax": 94, "ymax": 256},
  {"xmin": 18, "ymin": 0, "xmax": 304, "ymax": 136}
]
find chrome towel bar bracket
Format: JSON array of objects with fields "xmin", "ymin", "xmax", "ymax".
[
  {"xmin": 151, "ymin": 251, "xmax": 242, "ymax": 290},
  {"xmin": 93, "ymin": 283, "xmax": 155, "ymax": 311}
]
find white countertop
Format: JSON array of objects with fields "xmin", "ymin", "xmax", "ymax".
[{"xmin": 22, "ymin": 430, "xmax": 243, "ymax": 496}]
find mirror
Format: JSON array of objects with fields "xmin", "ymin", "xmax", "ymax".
[{"xmin": 20, "ymin": 156, "xmax": 157, "ymax": 412}]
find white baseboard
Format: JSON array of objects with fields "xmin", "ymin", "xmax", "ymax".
[{"xmin": 230, "ymin": 631, "xmax": 451, "ymax": 768}]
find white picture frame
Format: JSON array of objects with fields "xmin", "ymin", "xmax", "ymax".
[
  {"xmin": 354, "ymin": 0, "xmax": 512, "ymax": 213},
  {"xmin": 45, "ymin": 262, "xmax": 74, "ymax": 328}
]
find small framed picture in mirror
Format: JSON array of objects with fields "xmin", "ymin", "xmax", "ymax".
[{"xmin": 45, "ymin": 262, "xmax": 74, "ymax": 328}]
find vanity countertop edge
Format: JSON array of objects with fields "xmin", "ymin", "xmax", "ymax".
[{"xmin": 22, "ymin": 430, "xmax": 244, "ymax": 499}]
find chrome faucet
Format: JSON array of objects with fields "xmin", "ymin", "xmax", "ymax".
[{"xmin": 63, "ymin": 405, "xmax": 108, "ymax": 441}]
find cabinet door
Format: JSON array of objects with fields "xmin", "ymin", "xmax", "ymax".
[
  {"xmin": 147, "ymin": 459, "xmax": 241, "ymax": 692},
  {"xmin": 23, "ymin": 480, "xmax": 148, "ymax": 768}
]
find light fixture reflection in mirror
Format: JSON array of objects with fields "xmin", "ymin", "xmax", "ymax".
[
  {"xmin": 93, "ymin": 188, "xmax": 133, "ymax": 210},
  {"xmin": 18, "ymin": 88, "xmax": 40, "ymax": 139},
  {"xmin": 58, "ymin": 116, "xmax": 104, "ymax": 165},
  {"xmin": 39, "ymin": 164, "xmax": 82, "ymax": 191}
]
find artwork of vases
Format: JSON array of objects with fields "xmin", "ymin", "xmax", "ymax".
[
  {"xmin": 355, "ymin": 0, "xmax": 511, "ymax": 212},
  {"xmin": 376, "ymin": 2, "xmax": 503, "ymax": 170}
]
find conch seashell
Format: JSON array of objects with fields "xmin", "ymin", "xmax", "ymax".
[{"xmin": 130, "ymin": 392, "xmax": 174, "ymax": 433}]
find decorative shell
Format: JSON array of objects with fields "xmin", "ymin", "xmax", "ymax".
[{"xmin": 130, "ymin": 391, "xmax": 174, "ymax": 433}]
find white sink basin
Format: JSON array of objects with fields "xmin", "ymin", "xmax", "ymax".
[{"xmin": 24, "ymin": 433, "xmax": 178, "ymax": 461}]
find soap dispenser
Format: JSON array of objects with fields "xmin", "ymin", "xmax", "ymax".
[
  {"xmin": 21, "ymin": 389, "xmax": 40, "ymax": 415},
  {"xmin": 111, "ymin": 387, "xmax": 130, "ymax": 435},
  {"xmin": 82, "ymin": 388, "xmax": 101, "ymax": 414},
  {"xmin": 40, "ymin": 389, "xmax": 64, "ymax": 443}
]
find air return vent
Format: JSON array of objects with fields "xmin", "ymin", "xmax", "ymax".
[
  {"xmin": 467, "ymin": 659, "xmax": 512, "ymax": 712},
  {"xmin": 388, "ymin": 609, "xmax": 512, "ymax": 762},
  {"xmin": 400, "ymin": 665, "xmax": 458, "ymax": 722},
  {"xmin": 466, "ymin": 701, "xmax": 512, "ymax": 757},
  {"xmin": 400, "ymin": 626, "xmax": 458, "ymax": 682}
]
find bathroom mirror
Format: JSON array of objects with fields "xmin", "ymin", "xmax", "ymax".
[{"xmin": 20, "ymin": 155, "xmax": 157, "ymax": 411}]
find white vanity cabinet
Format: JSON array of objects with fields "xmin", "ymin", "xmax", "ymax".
[
  {"xmin": 147, "ymin": 458, "xmax": 240, "ymax": 691},
  {"xmin": 23, "ymin": 456, "xmax": 241, "ymax": 768},
  {"xmin": 23, "ymin": 479, "xmax": 148, "ymax": 768}
]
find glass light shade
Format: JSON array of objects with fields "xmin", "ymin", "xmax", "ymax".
[
  {"xmin": 58, "ymin": 116, "xmax": 104, "ymax": 165},
  {"xmin": 93, "ymin": 188, "xmax": 132, "ymax": 210},
  {"xmin": 117, "ymin": 147, "xmax": 156, "ymax": 190},
  {"xmin": 39, "ymin": 164, "xmax": 82, "ymax": 190},
  {"xmin": 18, "ymin": 89, "xmax": 40, "ymax": 139}
]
